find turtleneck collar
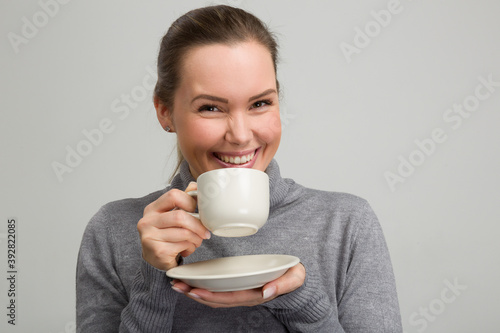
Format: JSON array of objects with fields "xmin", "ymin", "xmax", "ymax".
[{"xmin": 169, "ymin": 159, "xmax": 291, "ymax": 209}]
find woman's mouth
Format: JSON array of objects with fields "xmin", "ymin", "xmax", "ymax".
[{"xmin": 213, "ymin": 148, "xmax": 258, "ymax": 166}]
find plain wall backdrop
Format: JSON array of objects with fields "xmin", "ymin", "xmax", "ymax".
[{"xmin": 1, "ymin": 0, "xmax": 499, "ymax": 332}]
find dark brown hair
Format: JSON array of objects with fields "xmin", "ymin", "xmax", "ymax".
[{"xmin": 154, "ymin": 5, "xmax": 280, "ymax": 179}]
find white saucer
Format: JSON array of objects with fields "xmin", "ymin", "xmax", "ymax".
[{"xmin": 166, "ymin": 254, "xmax": 300, "ymax": 292}]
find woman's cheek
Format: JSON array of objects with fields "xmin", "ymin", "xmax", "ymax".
[
  {"xmin": 179, "ymin": 118, "xmax": 220, "ymax": 146},
  {"xmin": 256, "ymin": 112, "xmax": 282, "ymax": 143}
]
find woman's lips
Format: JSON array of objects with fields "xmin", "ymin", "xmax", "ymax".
[
  {"xmin": 216, "ymin": 151, "xmax": 255, "ymax": 164},
  {"xmin": 213, "ymin": 148, "xmax": 260, "ymax": 167}
]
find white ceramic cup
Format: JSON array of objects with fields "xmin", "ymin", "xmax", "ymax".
[{"xmin": 188, "ymin": 168, "xmax": 269, "ymax": 237}]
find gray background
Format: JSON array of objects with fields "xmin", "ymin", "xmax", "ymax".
[{"xmin": 1, "ymin": 0, "xmax": 499, "ymax": 332}]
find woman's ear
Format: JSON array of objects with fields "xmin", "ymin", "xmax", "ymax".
[{"xmin": 154, "ymin": 96, "xmax": 175, "ymax": 132}]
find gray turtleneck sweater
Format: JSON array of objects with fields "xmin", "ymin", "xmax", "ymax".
[{"xmin": 76, "ymin": 160, "xmax": 402, "ymax": 332}]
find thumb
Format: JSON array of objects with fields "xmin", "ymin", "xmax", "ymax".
[
  {"xmin": 262, "ymin": 263, "xmax": 305, "ymax": 300},
  {"xmin": 185, "ymin": 181, "xmax": 197, "ymax": 193}
]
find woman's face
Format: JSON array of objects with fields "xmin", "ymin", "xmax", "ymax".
[{"xmin": 160, "ymin": 41, "xmax": 281, "ymax": 179}]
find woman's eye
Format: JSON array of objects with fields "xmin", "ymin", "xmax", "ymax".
[
  {"xmin": 252, "ymin": 100, "xmax": 272, "ymax": 109},
  {"xmin": 199, "ymin": 105, "xmax": 220, "ymax": 112}
]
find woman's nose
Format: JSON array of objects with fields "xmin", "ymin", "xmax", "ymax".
[{"xmin": 224, "ymin": 113, "xmax": 253, "ymax": 146}]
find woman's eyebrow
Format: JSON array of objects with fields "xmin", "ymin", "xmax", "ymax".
[
  {"xmin": 248, "ymin": 88, "xmax": 276, "ymax": 102},
  {"xmin": 191, "ymin": 88, "xmax": 277, "ymax": 104},
  {"xmin": 191, "ymin": 94, "xmax": 228, "ymax": 104}
]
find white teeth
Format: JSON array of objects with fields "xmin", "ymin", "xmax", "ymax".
[{"xmin": 217, "ymin": 152, "xmax": 255, "ymax": 165}]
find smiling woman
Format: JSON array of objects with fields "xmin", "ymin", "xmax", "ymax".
[
  {"xmin": 76, "ymin": 4, "xmax": 403, "ymax": 332},
  {"xmin": 155, "ymin": 13, "xmax": 281, "ymax": 180},
  {"xmin": 156, "ymin": 41, "xmax": 281, "ymax": 179}
]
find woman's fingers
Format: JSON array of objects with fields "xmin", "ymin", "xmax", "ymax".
[
  {"xmin": 170, "ymin": 282, "xmax": 263, "ymax": 308},
  {"xmin": 170, "ymin": 263, "xmax": 306, "ymax": 308},
  {"xmin": 144, "ymin": 226, "xmax": 205, "ymax": 248},
  {"xmin": 138, "ymin": 182, "xmax": 209, "ymax": 271},
  {"xmin": 184, "ymin": 181, "xmax": 198, "ymax": 194},
  {"xmin": 142, "ymin": 239, "xmax": 196, "ymax": 270},
  {"xmin": 139, "ymin": 210, "xmax": 210, "ymax": 241},
  {"xmin": 261, "ymin": 263, "xmax": 305, "ymax": 300},
  {"xmin": 144, "ymin": 186, "xmax": 197, "ymax": 215},
  {"xmin": 139, "ymin": 214, "xmax": 207, "ymax": 270}
]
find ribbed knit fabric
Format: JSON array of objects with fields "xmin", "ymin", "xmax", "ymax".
[{"xmin": 76, "ymin": 159, "xmax": 403, "ymax": 332}]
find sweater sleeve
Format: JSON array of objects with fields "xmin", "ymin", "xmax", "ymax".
[
  {"xmin": 337, "ymin": 201, "xmax": 402, "ymax": 332},
  {"xmin": 119, "ymin": 260, "xmax": 179, "ymax": 332},
  {"xmin": 76, "ymin": 206, "xmax": 179, "ymax": 332},
  {"xmin": 262, "ymin": 268, "xmax": 343, "ymax": 332},
  {"xmin": 262, "ymin": 200, "xmax": 402, "ymax": 332}
]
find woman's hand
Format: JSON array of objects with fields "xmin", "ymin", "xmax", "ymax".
[
  {"xmin": 171, "ymin": 263, "xmax": 306, "ymax": 308},
  {"xmin": 137, "ymin": 182, "xmax": 211, "ymax": 271}
]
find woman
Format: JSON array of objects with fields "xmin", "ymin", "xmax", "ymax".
[{"xmin": 77, "ymin": 5, "xmax": 402, "ymax": 332}]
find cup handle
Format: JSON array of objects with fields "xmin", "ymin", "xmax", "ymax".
[{"xmin": 185, "ymin": 190, "xmax": 199, "ymax": 218}]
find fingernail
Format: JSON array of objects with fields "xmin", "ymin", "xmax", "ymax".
[
  {"xmin": 263, "ymin": 286, "xmax": 277, "ymax": 299},
  {"xmin": 172, "ymin": 286, "xmax": 184, "ymax": 294},
  {"xmin": 205, "ymin": 231, "xmax": 211, "ymax": 239},
  {"xmin": 188, "ymin": 292, "xmax": 201, "ymax": 299}
]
